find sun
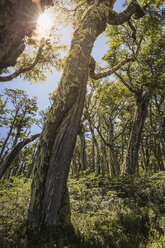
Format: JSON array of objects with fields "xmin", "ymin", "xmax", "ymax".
[
  {"xmin": 34, "ymin": 6, "xmax": 73, "ymax": 45},
  {"xmin": 38, "ymin": 12, "xmax": 52, "ymax": 30},
  {"xmin": 37, "ymin": 11, "xmax": 53, "ymax": 38}
]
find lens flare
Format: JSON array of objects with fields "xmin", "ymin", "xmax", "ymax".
[{"xmin": 37, "ymin": 12, "xmax": 53, "ymax": 37}]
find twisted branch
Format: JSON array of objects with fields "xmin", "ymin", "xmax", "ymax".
[{"xmin": 89, "ymin": 55, "xmax": 136, "ymax": 80}]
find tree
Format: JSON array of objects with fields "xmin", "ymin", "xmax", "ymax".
[
  {"xmin": 102, "ymin": 0, "xmax": 164, "ymax": 174},
  {"xmin": 0, "ymin": 89, "xmax": 39, "ymax": 178},
  {"xmin": 27, "ymin": 0, "xmax": 145, "ymax": 233},
  {"xmin": 140, "ymin": 91, "xmax": 165, "ymax": 172}
]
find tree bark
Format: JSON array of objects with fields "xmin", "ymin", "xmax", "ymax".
[{"xmin": 28, "ymin": 0, "xmax": 145, "ymax": 232}]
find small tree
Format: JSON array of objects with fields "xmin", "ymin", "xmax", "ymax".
[{"xmin": 0, "ymin": 89, "xmax": 39, "ymax": 179}]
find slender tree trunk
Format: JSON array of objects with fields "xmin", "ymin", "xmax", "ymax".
[
  {"xmin": 101, "ymin": 141, "xmax": 106, "ymax": 175},
  {"xmin": 12, "ymin": 109, "xmax": 26, "ymax": 148},
  {"xmin": 79, "ymin": 132, "xmax": 87, "ymax": 173},
  {"xmin": 71, "ymin": 150, "xmax": 78, "ymax": 176},
  {"xmin": 95, "ymin": 139, "xmax": 101, "ymax": 174},
  {"xmin": 159, "ymin": 117, "xmax": 165, "ymax": 170},
  {"xmin": 121, "ymin": 132, "xmax": 124, "ymax": 164},
  {"xmin": 122, "ymin": 91, "xmax": 150, "ymax": 175},
  {"xmin": 0, "ymin": 111, "xmax": 18, "ymax": 161},
  {"xmin": 91, "ymin": 134, "xmax": 95, "ymax": 172},
  {"xmin": 141, "ymin": 137, "xmax": 148, "ymax": 172},
  {"xmin": 108, "ymin": 120, "xmax": 120, "ymax": 176},
  {"xmin": 25, "ymin": 146, "xmax": 38, "ymax": 182},
  {"xmin": 159, "ymin": 138, "xmax": 165, "ymax": 170},
  {"xmin": 28, "ymin": 1, "xmax": 145, "ymax": 232}
]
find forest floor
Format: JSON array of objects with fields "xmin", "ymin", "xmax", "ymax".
[{"xmin": 0, "ymin": 172, "xmax": 165, "ymax": 248}]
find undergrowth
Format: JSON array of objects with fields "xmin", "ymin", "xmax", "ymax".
[
  {"xmin": 68, "ymin": 172, "xmax": 165, "ymax": 248},
  {"xmin": 0, "ymin": 172, "xmax": 165, "ymax": 247},
  {"xmin": 0, "ymin": 177, "xmax": 31, "ymax": 248}
]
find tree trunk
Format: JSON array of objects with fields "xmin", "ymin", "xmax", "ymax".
[
  {"xmin": 101, "ymin": 141, "xmax": 109, "ymax": 175},
  {"xmin": 159, "ymin": 139, "xmax": 165, "ymax": 170},
  {"xmin": 28, "ymin": 0, "xmax": 145, "ymax": 232},
  {"xmin": 122, "ymin": 91, "xmax": 150, "ymax": 175},
  {"xmin": 0, "ymin": 110, "xmax": 19, "ymax": 161},
  {"xmin": 159, "ymin": 117, "xmax": 165, "ymax": 170},
  {"xmin": 108, "ymin": 119, "xmax": 120, "ymax": 176},
  {"xmin": 28, "ymin": 6, "xmax": 107, "ymax": 231},
  {"xmin": 95, "ymin": 139, "xmax": 101, "ymax": 174},
  {"xmin": 91, "ymin": 134, "xmax": 95, "ymax": 172},
  {"xmin": 79, "ymin": 131, "xmax": 87, "ymax": 173}
]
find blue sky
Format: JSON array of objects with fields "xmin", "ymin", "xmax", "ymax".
[{"xmin": 0, "ymin": 0, "xmax": 125, "ymax": 135}]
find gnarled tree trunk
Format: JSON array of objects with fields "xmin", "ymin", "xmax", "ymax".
[{"xmin": 28, "ymin": 0, "xmax": 145, "ymax": 232}]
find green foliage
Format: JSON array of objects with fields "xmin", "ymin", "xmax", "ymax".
[
  {"xmin": 69, "ymin": 172, "xmax": 165, "ymax": 247},
  {"xmin": 0, "ymin": 88, "xmax": 39, "ymax": 174},
  {"xmin": 104, "ymin": 0, "xmax": 164, "ymax": 92},
  {"xmin": 0, "ymin": 177, "xmax": 31, "ymax": 248}
]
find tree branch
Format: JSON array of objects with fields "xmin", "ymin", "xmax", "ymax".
[
  {"xmin": 128, "ymin": 20, "xmax": 136, "ymax": 42},
  {"xmin": 89, "ymin": 55, "xmax": 136, "ymax": 80},
  {"xmin": 113, "ymin": 119, "xmax": 130, "ymax": 141},
  {"xmin": 115, "ymin": 72, "xmax": 139, "ymax": 95},
  {"xmin": 0, "ymin": 42, "xmax": 45, "ymax": 82},
  {"xmin": 96, "ymin": 124, "xmax": 111, "ymax": 148},
  {"xmin": 107, "ymin": 1, "xmax": 145, "ymax": 25}
]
